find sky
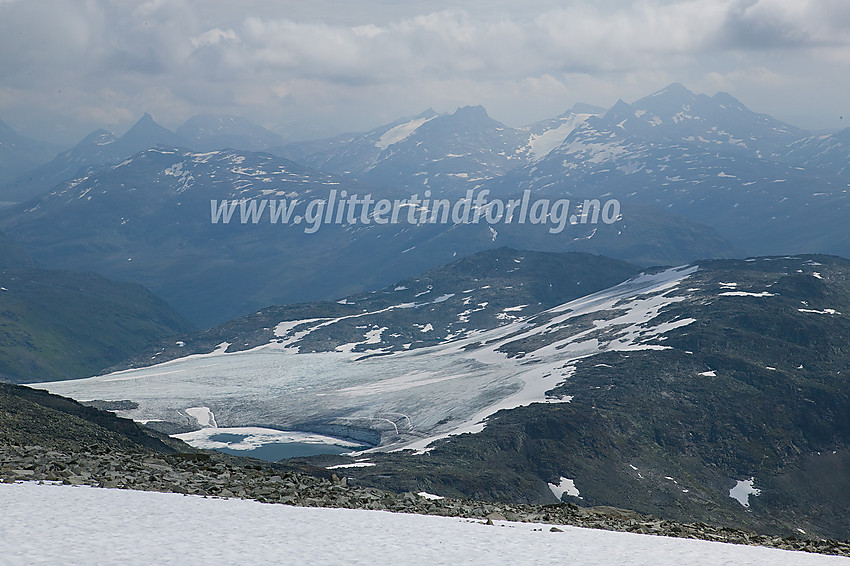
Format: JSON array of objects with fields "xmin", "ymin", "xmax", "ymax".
[{"xmin": 1, "ymin": 0, "xmax": 848, "ymax": 145}]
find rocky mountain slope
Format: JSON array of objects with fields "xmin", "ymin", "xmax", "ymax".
[
  {"xmin": 326, "ymin": 254, "xmax": 850, "ymax": 539},
  {"xmin": 0, "ymin": 382, "xmax": 185, "ymax": 453}
]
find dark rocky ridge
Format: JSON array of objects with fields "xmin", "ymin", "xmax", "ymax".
[{"xmin": 0, "ymin": 382, "xmax": 185, "ymax": 453}]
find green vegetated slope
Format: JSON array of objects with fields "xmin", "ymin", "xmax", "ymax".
[{"xmin": 0, "ymin": 267, "xmax": 192, "ymax": 382}]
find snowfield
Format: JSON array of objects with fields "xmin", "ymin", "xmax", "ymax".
[{"xmin": 1, "ymin": 482, "xmax": 846, "ymax": 566}]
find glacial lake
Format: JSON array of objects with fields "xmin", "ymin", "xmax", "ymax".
[{"xmin": 205, "ymin": 433, "xmax": 357, "ymax": 461}]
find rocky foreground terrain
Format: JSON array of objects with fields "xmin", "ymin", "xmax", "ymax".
[{"xmin": 2, "ymin": 443, "xmax": 849, "ymax": 559}]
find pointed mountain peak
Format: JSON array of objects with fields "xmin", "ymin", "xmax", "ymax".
[
  {"xmin": 602, "ymin": 99, "xmax": 634, "ymax": 122},
  {"xmin": 122, "ymin": 113, "xmax": 168, "ymax": 137},
  {"xmin": 116, "ymin": 113, "xmax": 185, "ymax": 152},
  {"xmin": 655, "ymin": 82, "xmax": 692, "ymax": 96},
  {"xmin": 638, "ymin": 83, "xmax": 698, "ymax": 108}
]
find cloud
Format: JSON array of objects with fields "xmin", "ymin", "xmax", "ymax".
[
  {"xmin": 191, "ymin": 28, "xmax": 237, "ymax": 48},
  {"xmin": 712, "ymin": 0, "xmax": 850, "ymax": 50},
  {"xmin": 1, "ymin": 0, "xmax": 848, "ymax": 142}
]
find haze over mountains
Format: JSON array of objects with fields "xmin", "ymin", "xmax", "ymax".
[
  {"xmin": 0, "ymin": 120, "xmax": 62, "ymax": 191},
  {"xmin": 3, "ymin": 83, "xmax": 848, "ymax": 325}
]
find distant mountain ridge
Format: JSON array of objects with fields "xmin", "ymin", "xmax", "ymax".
[
  {"xmin": 0, "ymin": 143, "xmax": 737, "ymax": 326},
  {"xmin": 0, "ymin": 120, "xmax": 61, "ymax": 189},
  {"xmin": 278, "ymin": 104, "xmax": 606, "ymax": 196},
  {"xmin": 0, "ymin": 114, "xmax": 189, "ymax": 203},
  {"xmin": 177, "ymin": 114, "xmax": 284, "ymax": 152},
  {"xmin": 0, "ymin": 112, "xmax": 284, "ymax": 203},
  {"xmin": 111, "ymin": 247, "xmax": 643, "ymax": 369},
  {"xmin": 1, "ymin": 83, "xmax": 848, "ymax": 326},
  {"xmin": 601, "ymin": 82, "xmax": 802, "ymax": 158},
  {"xmin": 489, "ymin": 84, "xmax": 850, "ymax": 260},
  {"xmin": 279, "ymin": 106, "xmax": 530, "ymax": 196}
]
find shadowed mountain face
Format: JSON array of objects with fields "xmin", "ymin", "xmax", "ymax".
[
  {"xmin": 0, "ymin": 264, "xmax": 192, "ymax": 383},
  {"xmin": 0, "ymin": 144, "xmax": 737, "ymax": 327},
  {"xmin": 0, "ymin": 120, "xmax": 61, "ymax": 188},
  {"xmin": 1, "ymin": 221, "xmax": 192, "ymax": 385}
]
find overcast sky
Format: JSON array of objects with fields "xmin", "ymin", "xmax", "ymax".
[{"xmin": 1, "ymin": 0, "xmax": 848, "ymax": 145}]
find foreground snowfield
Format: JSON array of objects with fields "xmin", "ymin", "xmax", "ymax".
[{"xmin": 2, "ymin": 483, "xmax": 847, "ymax": 566}]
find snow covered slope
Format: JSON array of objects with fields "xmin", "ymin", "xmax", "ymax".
[{"xmin": 2, "ymin": 482, "xmax": 845, "ymax": 566}]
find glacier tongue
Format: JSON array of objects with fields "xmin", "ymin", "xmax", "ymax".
[{"xmin": 38, "ymin": 266, "xmax": 698, "ymax": 452}]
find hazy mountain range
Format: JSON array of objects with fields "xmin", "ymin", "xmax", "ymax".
[{"xmin": 8, "ymin": 82, "xmax": 848, "ymax": 324}]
